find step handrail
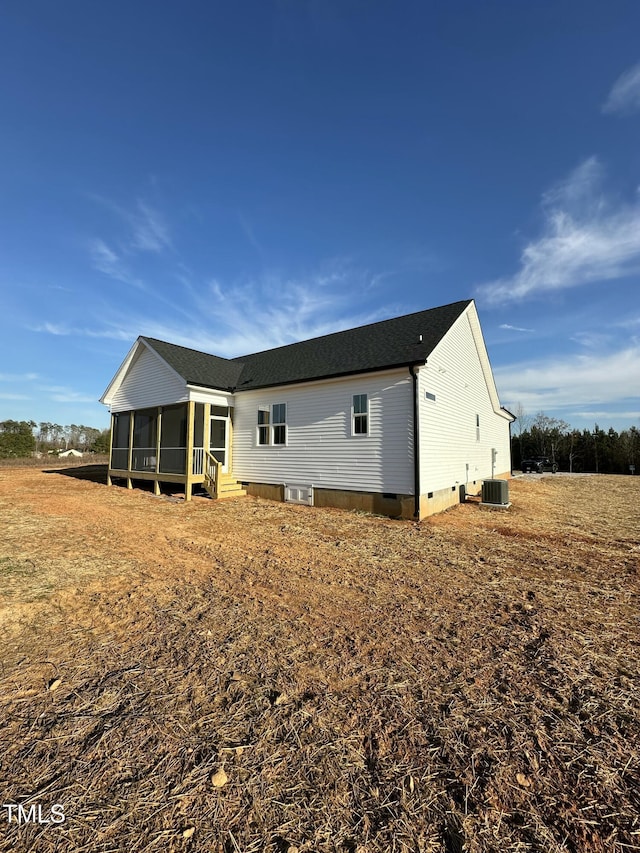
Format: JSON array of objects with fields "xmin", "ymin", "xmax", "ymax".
[{"xmin": 204, "ymin": 450, "xmax": 221, "ymax": 497}]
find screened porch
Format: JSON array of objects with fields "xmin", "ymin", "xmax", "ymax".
[{"xmin": 107, "ymin": 402, "xmax": 232, "ymax": 500}]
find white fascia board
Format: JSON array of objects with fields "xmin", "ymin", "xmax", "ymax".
[
  {"xmin": 463, "ymin": 301, "xmax": 509, "ymax": 419},
  {"xmin": 99, "ymin": 338, "xmax": 142, "ymax": 405},
  {"xmin": 186, "ymin": 384, "xmax": 235, "ymax": 406}
]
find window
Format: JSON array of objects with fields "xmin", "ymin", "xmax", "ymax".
[
  {"xmin": 353, "ymin": 393, "xmax": 368, "ymax": 435},
  {"xmin": 272, "ymin": 403, "xmax": 286, "ymax": 445},
  {"xmin": 257, "ymin": 404, "xmax": 286, "ymax": 445},
  {"xmin": 476, "ymin": 414, "xmax": 480, "ymax": 442},
  {"xmin": 258, "ymin": 407, "xmax": 270, "ymax": 445}
]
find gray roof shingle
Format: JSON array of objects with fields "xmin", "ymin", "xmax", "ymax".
[
  {"xmin": 142, "ymin": 299, "xmax": 471, "ymax": 393},
  {"xmin": 144, "ymin": 338, "xmax": 245, "ymax": 390}
]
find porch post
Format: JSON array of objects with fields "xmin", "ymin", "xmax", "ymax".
[
  {"xmin": 204, "ymin": 403, "xmax": 211, "ymax": 453},
  {"xmin": 107, "ymin": 413, "xmax": 114, "ymax": 486},
  {"xmin": 127, "ymin": 411, "xmax": 134, "ymax": 490},
  {"xmin": 154, "ymin": 407, "xmax": 162, "ymax": 495},
  {"xmin": 185, "ymin": 400, "xmax": 195, "ymax": 501}
]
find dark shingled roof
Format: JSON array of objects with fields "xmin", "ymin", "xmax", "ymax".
[
  {"xmin": 144, "ymin": 338, "xmax": 245, "ymax": 391},
  {"xmin": 142, "ymin": 299, "xmax": 472, "ymax": 393}
]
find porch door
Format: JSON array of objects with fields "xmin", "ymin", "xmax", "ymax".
[{"xmin": 209, "ymin": 416, "xmax": 229, "ymax": 473}]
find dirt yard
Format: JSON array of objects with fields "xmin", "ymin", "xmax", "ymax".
[{"xmin": 0, "ymin": 466, "xmax": 638, "ymax": 853}]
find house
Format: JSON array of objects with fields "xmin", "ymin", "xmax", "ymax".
[
  {"xmin": 58, "ymin": 449, "xmax": 83, "ymax": 458},
  {"xmin": 99, "ymin": 299, "xmax": 514, "ymax": 518}
]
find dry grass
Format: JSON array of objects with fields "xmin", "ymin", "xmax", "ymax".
[{"xmin": 0, "ymin": 467, "xmax": 638, "ymax": 852}]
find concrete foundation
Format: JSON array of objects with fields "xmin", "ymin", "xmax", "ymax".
[
  {"xmin": 419, "ymin": 470, "xmax": 512, "ymax": 518},
  {"xmin": 314, "ymin": 488, "xmax": 414, "ymax": 519},
  {"xmin": 245, "ymin": 482, "xmax": 285, "ymax": 502},
  {"xmin": 245, "ymin": 482, "xmax": 413, "ymax": 519},
  {"xmin": 242, "ymin": 470, "xmax": 512, "ymax": 520}
]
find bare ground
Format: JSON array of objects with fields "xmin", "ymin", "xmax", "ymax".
[{"xmin": 0, "ymin": 466, "xmax": 638, "ymax": 853}]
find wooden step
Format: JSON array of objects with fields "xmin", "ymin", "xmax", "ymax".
[
  {"xmin": 216, "ymin": 488, "xmax": 247, "ymax": 499},
  {"xmin": 215, "ymin": 476, "xmax": 246, "ymax": 499}
]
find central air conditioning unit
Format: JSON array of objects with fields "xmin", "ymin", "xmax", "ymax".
[{"xmin": 481, "ymin": 479, "xmax": 509, "ymax": 506}]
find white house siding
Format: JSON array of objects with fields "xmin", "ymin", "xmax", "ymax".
[
  {"xmin": 232, "ymin": 370, "xmax": 414, "ymax": 495},
  {"xmin": 110, "ymin": 345, "xmax": 187, "ymax": 412},
  {"xmin": 418, "ymin": 306, "xmax": 512, "ymax": 502}
]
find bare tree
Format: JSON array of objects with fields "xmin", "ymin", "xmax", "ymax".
[
  {"xmin": 532, "ymin": 412, "xmax": 570, "ymax": 463},
  {"xmin": 512, "ymin": 402, "xmax": 532, "ymax": 461}
]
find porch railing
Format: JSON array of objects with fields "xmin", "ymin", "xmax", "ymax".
[{"xmin": 192, "ymin": 447, "xmax": 204, "ymax": 475}]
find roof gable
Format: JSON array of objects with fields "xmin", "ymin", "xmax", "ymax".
[{"xmin": 101, "ymin": 339, "xmax": 189, "ymax": 410}]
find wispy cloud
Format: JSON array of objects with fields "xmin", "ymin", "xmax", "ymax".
[
  {"xmin": 32, "ymin": 262, "xmax": 400, "ymax": 357},
  {"xmin": 615, "ymin": 314, "xmax": 640, "ymax": 329},
  {"xmin": 89, "ymin": 238, "xmax": 144, "ymax": 289},
  {"xmin": 185, "ymin": 266, "xmax": 396, "ymax": 356},
  {"xmin": 237, "ymin": 211, "xmax": 263, "ymax": 257},
  {"xmin": 602, "ymin": 61, "xmax": 640, "ymax": 115},
  {"xmin": 0, "ymin": 392, "xmax": 31, "ymax": 401},
  {"xmin": 86, "ymin": 195, "xmax": 172, "ymax": 290},
  {"xmin": 500, "ymin": 324, "xmax": 535, "ymax": 333},
  {"xmin": 29, "ymin": 321, "xmax": 134, "ymax": 341},
  {"xmin": 496, "ymin": 344, "xmax": 640, "ymax": 412},
  {"xmin": 89, "ymin": 195, "xmax": 172, "ymax": 255},
  {"xmin": 0, "ymin": 372, "xmax": 38, "ymax": 382},
  {"xmin": 476, "ymin": 157, "xmax": 640, "ymax": 304},
  {"xmin": 128, "ymin": 201, "xmax": 171, "ymax": 253},
  {"xmin": 38, "ymin": 384, "xmax": 98, "ymax": 404},
  {"xmin": 570, "ymin": 331, "xmax": 612, "ymax": 348},
  {"xmin": 572, "ymin": 410, "xmax": 640, "ymax": 420}
]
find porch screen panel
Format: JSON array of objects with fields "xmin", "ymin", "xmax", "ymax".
[
  {"xmin": 132, "ymin": 409, "xmax": 158, "ymax": 471},
  {"xmin": 192, "ymin": 403, "xmax": 205, "ymax": 475},
  {"xmin": 194, "ymin": 403, "xmax": 205, "ymax": 447},
  {"xmin": 111, "ymin": 412, "xmax": 130, "ymax": 470},
  {"xmin": 160, "ymin": 404, "xmax": 187, "ymax": 474}
]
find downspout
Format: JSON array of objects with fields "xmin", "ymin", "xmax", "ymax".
[{"xmin": 409, "ymin": 364, "xmax": 420, "ymax": 519}]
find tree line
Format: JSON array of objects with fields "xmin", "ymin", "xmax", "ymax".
[
  {"xmin": 512, "ymin": 410, "xmax": 639, "ymax": 475},
  {"xmin": 2, "ymin": 412, "xmax": 638, "ymax": 474},
  {"xmin": 0, "ymin": 420, "xmax": 110, "ymax": 458}
]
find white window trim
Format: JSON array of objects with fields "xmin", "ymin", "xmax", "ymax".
[
  {"xmin": 256, "ymin": 403, "xmax": 287, "ymax": 446},
  {"xmin": 351, "ymin": 393, "xmax": 369, "ymax": 437}
]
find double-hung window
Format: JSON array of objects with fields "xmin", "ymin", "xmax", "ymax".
[
  {"xmin": 352, "ymin": 393, "xmax": 368, "ymax": 435},
  {"xmin": 257, "ymin": 404, "xmax": 286, "ymax": 445},
  {"xmin": 272, "ymin": 403, "xmax": 286, "ymax": 445}
]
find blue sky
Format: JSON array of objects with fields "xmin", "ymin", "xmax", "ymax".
[{"xmin": 1, "ymin": 0, "xmax": 639, "ymax": 432}]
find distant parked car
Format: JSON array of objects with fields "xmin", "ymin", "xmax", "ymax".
[{"xmin": 521, "ymin": 457, "xmax": 558, "ymax": 474}]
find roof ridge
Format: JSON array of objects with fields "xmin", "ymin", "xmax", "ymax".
[
  {"xmin": 232, "ymin": 299, "xmax": 472, "ymax": 362},
  {"xmin": 141, "ymin": 336, "xmax": 239, "ymax": 363},
  {"xmin": 137, "ymin": 300, "xmax": 473, "ymax": 393}
]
